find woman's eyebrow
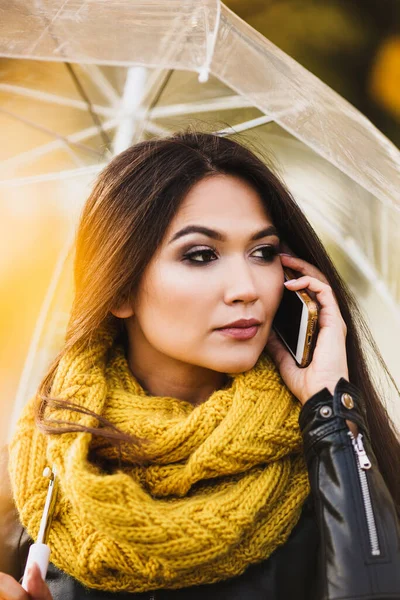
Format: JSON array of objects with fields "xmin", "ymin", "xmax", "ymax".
[{"xmin": 168, "ymin": 225, "xmax": 280, "ymax": 244}]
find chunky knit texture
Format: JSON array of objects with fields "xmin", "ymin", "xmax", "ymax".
[{"xmin": 9, "ymin": 325, "xmax": 310, "ymax": 593}]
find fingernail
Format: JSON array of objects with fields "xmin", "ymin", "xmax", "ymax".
[
  {"xmin": 26, "ymin": 567, "xmax": 35, "ymax": 586},
  {"xmin": 284, "ymin": 279, "xmax": 297, "ymax": 285},
  {"xmin": 278, "ymin": 253, "xmax": 293, "ymax": 257},
  {"xmin": 28, "ymin": 562, "xmax": 41, "ymax": 581}
]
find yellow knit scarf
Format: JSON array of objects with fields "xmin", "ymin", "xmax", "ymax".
[{"xmin": 9, "ymin": 326, "xmax": 310, "ymax": 593}]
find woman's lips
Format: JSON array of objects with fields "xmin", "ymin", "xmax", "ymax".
[{"xmin": 215, "ymin": 325, "xmax": 260, "ymax": 340}]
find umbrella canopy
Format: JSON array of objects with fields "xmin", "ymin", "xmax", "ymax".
[{"xmin": 1, "ymin": 0, "xmax": 399, "ymax": 438}]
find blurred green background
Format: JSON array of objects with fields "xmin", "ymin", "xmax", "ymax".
[{"xmin": 225, "ymin": 0, "xmax": 400, "ymax": 145}]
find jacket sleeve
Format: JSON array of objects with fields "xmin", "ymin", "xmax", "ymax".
[{"xmin": 299, "ymin": 378, "xmax": 400, "ymax": 600}]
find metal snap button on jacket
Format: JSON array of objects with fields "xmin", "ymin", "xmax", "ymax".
[
  {"xmin": 341, "ymin": 393, "xmax": 354, "ymax": 409},
  {"xmin": 320, "ymin": 406, "xmax": 333, "ymax": 418}
]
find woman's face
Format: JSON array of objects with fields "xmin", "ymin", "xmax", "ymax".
[{"xmin": 123, "ymin": 174, "xmax": 284, "ymax": 374}]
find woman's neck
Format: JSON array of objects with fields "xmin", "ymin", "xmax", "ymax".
[{"xmin": 125, "ymin": 325, "xmax": 229, "ymax": 407}]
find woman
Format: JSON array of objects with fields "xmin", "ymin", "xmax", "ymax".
[{"xmin": 1, "ymin": 130, "xmax": 399, "ymax": 600}]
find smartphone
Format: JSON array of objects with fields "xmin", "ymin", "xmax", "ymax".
[{"xmin": 272, "ymin": 268, "xmax": 319, "ymax": 368}]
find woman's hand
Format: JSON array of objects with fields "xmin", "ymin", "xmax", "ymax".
[
  {"xmin": 266, "ymin": 252, "xmax": 349, "ymax": 407},
  {"xmin": 0, "ymin": 564, "xmax": 52, "ymax": 599}
]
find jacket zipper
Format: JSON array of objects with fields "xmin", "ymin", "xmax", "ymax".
[{"xmin": 348, "ymin": 430, "xmax": 380, "ymax": 556}]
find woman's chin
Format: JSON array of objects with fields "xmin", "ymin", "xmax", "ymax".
[{"xmin": 210, "ymin": 353, "xmax": 261, "ymax": 375}]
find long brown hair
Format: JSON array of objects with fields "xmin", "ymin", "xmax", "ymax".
[{"xmin": 36, "ymin": 128, "xmax": 400, "ymax": 512}]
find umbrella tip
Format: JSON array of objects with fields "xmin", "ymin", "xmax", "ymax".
[{"xmin": 198, "ymin": 68, "xmax": 209, "ymax": 83}]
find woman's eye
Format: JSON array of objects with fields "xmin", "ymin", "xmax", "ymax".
[
  {"xmin": 182, "ymin": 245, "xmax": 279, "ymax": 265},
  {"xmin": 251, "ymin": 245, "xmax": 279, "ymax": 262},
  {"xmin": 183, "ymin": 248, "xmax": 218, "ymax": 264}
]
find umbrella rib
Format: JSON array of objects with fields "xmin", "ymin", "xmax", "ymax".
[
  {"xmin": 80, "ymin": 64, "xmax": 121, "ymax": 107},
  {"xmin": 216, "ymin": 115, "xmax": 274, "ymax": 135},
  {"xmin": 0, "ymin": 117, "xmax": 170, "ymax": 173},
  {"xmin": 0, "ymin": 118, "xmax": 119, "ymax": 173},
  {"xmin": 0, "ymin": 84, "xmax": 114, "ymax": 117},
  {"xmin": 149, "ymin": 95, "xmax": 254, "ymax": 118},
  {"xmin": 0, "ymin": 165, "xmax": 105, "ymax": 187},
  {"xmin": 64, "ymin": 62, "xmax": 112, "ymax": 152},
  {"xmin": 0, "ymin": 108, "xmax": 105, "ymax": 158},
  {"xmin": 144, "ymin": 121, "xmax": 173, "ymax": 137}
]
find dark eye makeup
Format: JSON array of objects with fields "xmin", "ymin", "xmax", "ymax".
[{"xmin": 182, "ymin": 244, "xmax": 280, "ymax": 265}]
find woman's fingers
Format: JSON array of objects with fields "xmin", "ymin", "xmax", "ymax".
[
  {"xmin": 0, "ymin": 572, "xmax": 28, "ymax": 600},
  {"xmin": 0, "ymin": 564, "xmax": 53, "ymax": 600},
  {"xmin": 284, "ymin": 275, "xmax": 346, "ymax": 334},
  {"xmin": 27, "ymin": 563, "xmax": 52, "ymax": 600},
  {"xmin": 24, "ymin": 564, "xmax": 53, "ymax": 600},
  {"xmin": 279, "ymin": 253, "xmax": 330, "ymax": 285}
]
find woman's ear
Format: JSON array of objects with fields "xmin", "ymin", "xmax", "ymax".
[{"xmin": 110, "ymin": 301, "xmax": 134, "ymax": 319}]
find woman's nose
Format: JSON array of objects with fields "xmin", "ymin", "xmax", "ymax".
[{"xmin": 223, "ymin": 262, "xmax": 259, "ymax": 305}]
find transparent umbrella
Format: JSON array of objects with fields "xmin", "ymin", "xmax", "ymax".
[{"xmin": 1, "ymin": 0, "xmax": 399, "ymax": 438}]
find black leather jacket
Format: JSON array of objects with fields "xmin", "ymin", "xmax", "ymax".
[{"xmin": 1, "ymin": 378, "xmax": 400, "ymax": 599}]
